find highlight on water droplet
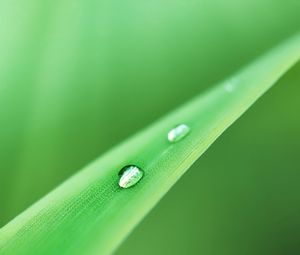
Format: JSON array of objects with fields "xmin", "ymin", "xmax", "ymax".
[
  {"xmin": 167, "ymin": 124, "xmax": 190, "ymax": 143},
  {"xmin": 118, "ymin": 165, "xmax": 144, "ymax": 189}
]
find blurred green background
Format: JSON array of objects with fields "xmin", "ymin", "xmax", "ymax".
[{"xmin": 0, "ymin": 0, "xmax": 300, "ymax": 254}]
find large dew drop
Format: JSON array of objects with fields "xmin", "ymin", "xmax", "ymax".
[
  {"xmin": 167, "ymin": 124, "xmax": 190, "ymax": 143},
  {"xmin": 118, "ymin": 165, "xmax": 144, "ymax": 189}
]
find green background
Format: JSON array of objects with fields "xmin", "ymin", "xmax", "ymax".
[{"xmin": 0, "ymin": 0, "xmax": 300, "ymax": 254}]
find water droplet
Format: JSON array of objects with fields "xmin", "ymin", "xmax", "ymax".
[
  {"xmin": 167, "ymin": 124, "xmax": 190, "ymax": 143},
  {"xmin": 224, "ymin": 78, "xmax": 239, "ymax": 92},
  {"xmin": 118, "ymin": 165, "xmax": 144, "ymax": 188},
  {"xmin": 224, "ymin": 83, "xmax": 234, "ymax": 92}
]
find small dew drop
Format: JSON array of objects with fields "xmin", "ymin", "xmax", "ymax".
[
  {"xmin": 224, "ymin": 83, "xmax": 234, "ymax": 92},
  {"xmin": 118, "ymin": 165, "xmax": 144, "ymax": 189},
  {"xmin": 224, "ymin": 78, "xmax": 239, "ymax": 93},
  {"xmin": 167, "ymin": 124, "xmax": 190, "ymax": 143}
]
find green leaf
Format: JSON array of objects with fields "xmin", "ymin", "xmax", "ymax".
[{"xmin": 1, "ymin": 34, "xmax": 300, "ymax": 255}]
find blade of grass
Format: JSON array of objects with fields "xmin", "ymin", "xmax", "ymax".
[{"xmin": 1, "ymin": 34, "xmax": 300, "ymax": 255}]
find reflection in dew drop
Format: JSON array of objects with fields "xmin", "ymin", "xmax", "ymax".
[
  {"xmin": 118, "ymin": 165, "xmax": 144, "ymax": 189},
  {"xmin": 167, "ymin": 124, "xmax": 190, "ymax": 143}
]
